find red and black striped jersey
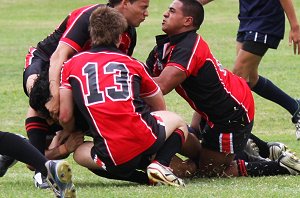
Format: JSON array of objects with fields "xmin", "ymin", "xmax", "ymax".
[
  {"xmin": 35, "ymin": 4, "xmax": 136, "ymax": 61},
  {"xmin": 146, "ymin": 31, "xmax": 255, "ymax": 128},
  {"xmin": 61, "ymin": 46, "xmax": 160, "ymax": 165}
]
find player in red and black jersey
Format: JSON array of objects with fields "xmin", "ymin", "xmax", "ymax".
[
  {"xmin": 146, "ymin": 0, "xmax": 300, "ymax": 177},
  {"xmin": 23, "ymin": 0, "xmax": 149, "ymax": 188},
  {"xmin": 59, "ymin": 6, "xmax": 189, "ymax": 186},
  {"xmin": 199, "ymin": 0, "xmax": 300, "ymax": 140}
]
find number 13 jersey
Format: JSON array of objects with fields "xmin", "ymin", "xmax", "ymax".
[{"xmin": 60, "ymin": 46, "xmax": 160, "ymax": 165}]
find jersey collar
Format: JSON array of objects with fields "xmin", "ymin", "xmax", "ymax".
[{"xmin": 155, "ymin": 30, "xmax": 197, "ymax": 46}]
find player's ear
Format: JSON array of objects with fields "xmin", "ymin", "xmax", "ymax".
[
  {"xmin": 184, "ymin": 16, "xmax": 193, "ymax": 27},
  {"xmin": 122, "ymin": 0, "xmax": 130, "ymax": 7}
]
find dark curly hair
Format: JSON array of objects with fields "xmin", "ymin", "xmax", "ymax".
[{"xmin": 29, "ymin": 70, "xmax": 52, "ymax": 119}]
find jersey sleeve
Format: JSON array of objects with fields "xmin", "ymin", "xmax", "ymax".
[
  {"xmin": 60, "ymin": 5, "xmax": 98, "ymax": 52},
  {"xmin": 145, "ymin": 46, "xmax": 157, "ymax": 76},
  {"xmin": 166, "ymin": 36, "xmax": 205, "ymax": 77},
  {"xmin": 138, "ymin": 62, "xmax": 160, "ymax": 98},
  {"xmin": 166, "ymin": 47, "xmax": 192, "ymax": 76}
]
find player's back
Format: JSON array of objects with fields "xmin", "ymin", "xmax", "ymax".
[{"xmin": 61, "ymin": 46, "xmax": 159, "ymax": 165}]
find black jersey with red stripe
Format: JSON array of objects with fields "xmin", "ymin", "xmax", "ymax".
[
  {"xmin": 35, "ymin": 4, "xmax": 136, "ymax": 61},
  {"xmin": 146, "ymin": 31, "xmax": 254, "ymax": 128}
]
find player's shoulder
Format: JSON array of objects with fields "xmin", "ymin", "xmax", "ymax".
[
  {"xmin": 113, "ymin": 53, "xmax": 147, "ymax": 71},
  {"xmin": 173, "ymin": 31, "xmax": 199, "ymax": 50},
  {"xmin": 69, "ymin": 4, "xmax": 102, "ymax": 17}
]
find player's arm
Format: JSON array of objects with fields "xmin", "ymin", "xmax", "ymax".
[
  {"xmin": 143, "ymin": 90, "xmax": 166, "ymax": 111},
  {"xmin": 154, "ymin": 66, "xmax": 187, "ymax": 95},
  {"xmin": 279, "ymin": 0, "xmax": 300, "ymax": 54},
  {"xmin": 59, "ymin": 88, "xmax": 75, "ymax": 133},
  {"xmin": 46, "ymin": 43, "xmax": 76, "ymax": 120},
  {"xmin": 45, "ymin": 144, "xmax": 70, "ymax": 160},
  {"xmin": 190, "ymin": 111, "xmax": 202, "ymax": 130},
  {"xmin": 197, "ymin": 0, "xmax": 214, "ymax": 5},
  {"xmin": 45, "ymin": 131, "xmax": 84, "ymax": 160}
]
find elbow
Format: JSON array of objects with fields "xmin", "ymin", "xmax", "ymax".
[
  {"xmin": 159, "ymin": 85, "xmax": 171, "ymax": 95},
  {"xmin": 161, "ymin": 88, "xmax": 169, "ymax": 95},
  {"xmin": 59, "ymin": 111, "xmax": 72, "ymax": 126},
  {"xmin": 154, "ymin": 77, "xmax": 173, "ymax": 95}
]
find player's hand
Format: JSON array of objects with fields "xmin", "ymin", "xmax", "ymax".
[
  {"xmin": 56, "ymin": 130, "xmax": 71, "ymax": 145},
  {"xmin": 289, "ymin": 25, "xmax": 300, "ymax": 55},
  {"xmin": 64, "ymin": 131, "xmax": 84, "ymax": 153}
]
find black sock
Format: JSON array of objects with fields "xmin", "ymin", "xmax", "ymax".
[
  {"xmin": 25, "ymin": 117, "xmax": 49, "ymax": 155},
  {"xmin": 155, "ymin": 129, "xmax": 185, "ymax": 166},
  {"xmin": 246, "ymin": 160, "xmax": 289, "ymax": 176},
  {"xmin": 0, "ymin": 131, "xmax": 48, "ymax": 176},
  {"xmin": 252, "ymin": 75, "xmax": 298, "ymax": 115},
  {"xmin": 249, "ymin": 133, "xmax": 269, "ymax": 158},
  {"xmin": 90, "ymin": 169, "xmax": 149, "ymax": 184}
]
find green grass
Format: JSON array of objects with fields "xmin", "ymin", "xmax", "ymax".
[{"xmin": 1, "ymin": 0, "xmax": 300, "ymax": 197}]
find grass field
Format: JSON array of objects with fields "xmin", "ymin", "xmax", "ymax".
[{"xmin": 1, "ymin": 0, "xmax": 300, "ymax": 197}]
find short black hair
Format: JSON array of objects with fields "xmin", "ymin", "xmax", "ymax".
[
  {"xmin": 29, "ymin": 70, "xmax": 51, "ymax": 119},
  {"xmin": 179, "ymin": 0, "xmax": 204, "ymax": 30},
  {"xmin": 108, "ymin": 0, "xmax": 138, "ymax": 7}
]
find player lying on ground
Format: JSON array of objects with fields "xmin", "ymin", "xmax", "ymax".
[{"xmin": 172, "ymin": 113, "xmax": 300, "ymax": 178}]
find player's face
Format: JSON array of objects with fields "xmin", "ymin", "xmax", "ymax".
[
  {"xmin": 162, "ymin": 0, "xmax": 186, "ymax": 36},
  {"xmin": 123, "ymin": 0, "xmax": 149, "ymax": 27}
]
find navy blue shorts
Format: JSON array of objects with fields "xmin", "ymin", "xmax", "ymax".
[
  {"xmin": 237, "ymin": 31, "xmax": 281, "ymax": 49},
  {"xmin": 237, "ymin": 31, "xmax": 281, "ymax": 56}
]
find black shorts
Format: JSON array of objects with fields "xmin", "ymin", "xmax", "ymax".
[
  {"xmin": 0, "ymin": 131, "xmax": 8, "ymax": 139},
  {"xmin": 201, "ymin": 121, "xmax": 253, "ymax": 154},
  {"xmin": 237, "ymin": 31, "xmax": 281, "ymax": 56},
  {"xmin": 90, "ymin": 113, "xmax": 166, "ymax": 177},
  {"xmin": 23, "ymin": 47, "xmax": 49, "ymax": 96}
]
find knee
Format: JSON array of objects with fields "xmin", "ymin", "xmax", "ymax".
[{"xmin": 73, "ymin": 148, "xmax": 81, "ymax": 164}]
